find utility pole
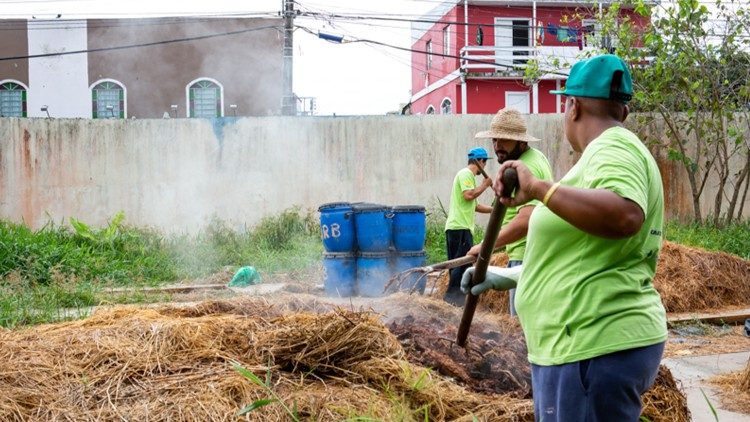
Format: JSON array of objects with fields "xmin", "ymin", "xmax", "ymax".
[{"xmin": 281, "ymin": 0, "xmax": 295, "ymax": 116}]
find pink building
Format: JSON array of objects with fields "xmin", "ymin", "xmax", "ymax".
[{"xmin": 409, "ymin": 1, "xmax": 649, "ymax": 115}]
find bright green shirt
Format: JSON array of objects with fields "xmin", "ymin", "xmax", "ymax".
[
  {"xmin": 517, "ymin": 127, "xmax": 667, "ymax": 366},
  {"xmin": 445, "ymin": 168, "xmax": 478, "ymax": 234},
  {"xmin": 501, "ymin": 147, "xmax": 554, "ymax": 261}
]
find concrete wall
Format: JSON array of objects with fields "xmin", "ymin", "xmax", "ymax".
[
  {"xmin": 27, "ymin": 20, "xmax": 90, "ymax": 118},
  {"xmin": 0, "ymin": 114, "xmax": 747, "ymax": 232}
]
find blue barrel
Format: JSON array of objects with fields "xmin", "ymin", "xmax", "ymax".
[
  {"xmin": 353, "ymin": 204, "xmax": 393, "ymax": 252},
  {"xmin": 391, "ymin": 205, "xmax": 426, "ymax": 252},
  {"xmin": 392, "ymin": 250, "xmax": 427, "ymax": 294},
  {"xmin": 318, "ymin": 202, "xmax": 356, "ymax": 253},
  {"xmin": 357, "ymin": 251, "xmax": 391, "ymax": 297},
  {"xmin": 323, "ymin": 252, "xmax": 356, "ymax": 297}
]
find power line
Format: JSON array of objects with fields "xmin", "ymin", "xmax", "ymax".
[
  {"xmin": 0, "ymin": 14, "xmax": 281, "ymax": 30},
  {"xmin": 297, "ymin": 25, "xmax": 570, "ymax": 77},
  {"xmin": 0, "ymin": 24, "xmax": 281, "ymax": 61}
]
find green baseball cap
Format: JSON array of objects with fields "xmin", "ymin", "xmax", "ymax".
[{"xmin": 550, "ymin": 54, "xmax": 633, "ymax": 103}]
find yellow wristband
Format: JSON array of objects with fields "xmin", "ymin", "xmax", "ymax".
[{"xmin": 542, "ymin": 182, "xmax": 561, "ymax": 206}]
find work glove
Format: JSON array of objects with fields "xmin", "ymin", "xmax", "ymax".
[{"xmin": 460, "ymin": 265, "xmax": 522, "ymax": 296}]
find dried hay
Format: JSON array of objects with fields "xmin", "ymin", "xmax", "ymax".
[
  {"xmin": 432, "ymin": 242, "xmax": 750, "ymax": 314},
  {"xmin": 710, "ymin": 358, "xmax": 750, "ymax": 414},
  {"xmin": 0, "ymin": 303, "xmax": 533, "ymax": 421},
  {"xmin": 641, "ymin": 365, "xmax": 691, "ymax": 422},
  {"xmin": 655, "ymin": 241, "xmax": 750, "ymax": 312}
]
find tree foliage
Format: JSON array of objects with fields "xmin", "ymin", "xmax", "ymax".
[{"xmin": 527, "ymin": 0, "xmax": 750, "ymax": 224}]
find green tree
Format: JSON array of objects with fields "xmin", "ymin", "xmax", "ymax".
[{"xmin": 526, "ymin": 0, "xmax": 750, "ymax": 224}]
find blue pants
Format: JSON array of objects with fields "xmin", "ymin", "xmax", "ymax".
[
  {"xmin": 531, "ymin": 342, "xmax": 665, "ymax": 422},
  {"xmin": 507, "ymin": 260, "xmax": 522, "ymax": 316}
]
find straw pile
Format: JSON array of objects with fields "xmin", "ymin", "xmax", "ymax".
[
  {"xmin": 654, "ymin": 241, "xmax": 750, "ymax": 312},
  {"xmin": 641, "ymin": 365, "xmax": 691, "ymax": 422},
  {"xmin": 711, "ymin": 358, "xmax": 750, "ymax": 414},
  {"xmin": 0, "ymin": 295, "xmax": 692, "ymax": 421},
  {"xmin": 0, "ymin": 302, "xmax": 534, "ymax": 421},
  {"xmin": 433, "ymin": 241, "xmax": 750, "ymax": 314}
]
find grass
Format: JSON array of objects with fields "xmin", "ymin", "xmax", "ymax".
[
  {"xmin": 0, "ymin": 208, "xmax": 323, "ymax": 328},
  {"xmin": 665, "ymin": 220, "xmax": 750, "ymax": 260}
]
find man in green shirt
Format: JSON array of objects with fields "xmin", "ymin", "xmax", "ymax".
[
  {"xmin": 466, "ymin": 55, "xmax": 667, "ymax": 421},
  {"xmin": 467, "ymin": 108, "xmax": 554, "ymax": 315},
  {"xmin": 443, "ymin": 147, "xmax": 493, "ymax": 306}
]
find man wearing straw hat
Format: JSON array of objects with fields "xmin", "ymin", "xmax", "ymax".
[
  {"xmin": 467, "ymin": 108, "xmax": 553, "ymax": 315},
  {"xmin": 442, "ymin": 147, "xmax": 494, "ymax": 306}
]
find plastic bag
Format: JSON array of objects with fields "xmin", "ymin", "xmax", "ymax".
[{"xmin": 228, "ymin": 266, "xmax": 261, "ymax": 287}]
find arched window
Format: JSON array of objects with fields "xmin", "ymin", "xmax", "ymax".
[
  {"xmin": 91, "ymin": 80, "xmax": 125, "ymax": 119},
  {"xmin": 0, "ymin": 81, "xmax": 27, "ymax": 117},
  {"xmin": 441, "ymin": 98, "xmax": 452, "ymax": 114},
  {"xmin": 188, "ymin": 79, "xmax": 223, "ymax": 118},
  {"xmin": 425, "ymin": 105, "xmax": 435, "ymax": 114}
]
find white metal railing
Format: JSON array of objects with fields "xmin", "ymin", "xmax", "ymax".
[{"xmin": 460, "ymin": 45, "xmax": 582, "ymax": 76}]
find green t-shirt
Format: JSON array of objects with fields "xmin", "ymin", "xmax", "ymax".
[
  {"xmin": 517, "ymin": 126, "xmax": 667, "ymax": 366},
  {"xmin": 501, "ymin": 147, "xmax": 554, "ymax": 261},
  {"xmin": 445, "ymin": 168, "xmax": 478, "ymax": 234}
]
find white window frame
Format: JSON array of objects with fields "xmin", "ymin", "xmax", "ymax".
[
  {"xmin": 443, "ymin": 26, "xmax": 450, "ymax": 55},
  {"xmin": 505, "ymin": 91, "xmax": 530, "ymax": 114},
  {"xmin": 494, "ymin": 17, "xmax": 531, "ymax": 68},
  {"xmin": 440, "ymin": 97, "xmax": 452, "ymax": 114},
  {"xmin": 185, "ymin": 77, "xmax": 225, "ymax": 118},
  {"xmin": 0, "ymin": 79, "xmax": 28, "ymax": 118},
  {"xmin": 426, "ymin": 40, "xmax": 433, "ymax": 69},
  {"xmin": 425, "ymin": 105, "xmax": 435, "ymax": 114},
  {"xmin": 89, "ymin": 78, "xmax": 127, "ymax": 119}
]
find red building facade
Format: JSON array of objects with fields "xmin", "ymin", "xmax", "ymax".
[{"xmin": 410, "ymin": 1, "xmax": 649, "ymax": 115}]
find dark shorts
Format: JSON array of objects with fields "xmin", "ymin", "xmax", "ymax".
[
  {"xmin": 444, "ymin": 229, "xmax": 473, "ymax": 305},
  {"xmin": 531, "ymin": 341, "xmax": 665, "ymax": 422}
]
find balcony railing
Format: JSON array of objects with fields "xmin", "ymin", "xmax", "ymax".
[{"xmin": 460, "ymin": 45, "xmax": 584, "ymax": 77}]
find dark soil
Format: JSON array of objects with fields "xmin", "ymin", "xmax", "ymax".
[{"xmin": 389, "ymin": 315, "xmax": 531, "ymax": 397}]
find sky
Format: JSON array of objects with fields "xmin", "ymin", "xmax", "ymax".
[{"xmin": 0, "ymin": 0, "xmax": 440, "ymax": 115}]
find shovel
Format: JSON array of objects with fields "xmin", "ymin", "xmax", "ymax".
[{"xmin": 456, "ymin": 167, "xmax": 518, "ymax": 347}]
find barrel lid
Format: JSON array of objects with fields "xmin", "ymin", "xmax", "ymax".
[
  {"xmin": 391, "ymin": 205, "xmax": 425, "ymax": 212},
  {"xmin": 323, "ymin": 252, "xmax": 357, "ymax": 258},
  {"xmin": 357, "ymin": 251, "xmax": 389, "ymax": 258},
  {"xmin": 397, "ymin": 250, "xmax": 427, "ymax": 257},
  {"xmin": 352, "ymin": 203, "xmax": 387, "ymax": 212},
  {"xmin": 318, "ymin": 202, "xmax": 351, "ymax": 212}
]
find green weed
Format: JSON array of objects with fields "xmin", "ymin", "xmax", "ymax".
[
  {"xmin": 665, "ymin": 220, "xmax": 750, "ymax": 259},
  {"xmin": 232, "ymin": 361, "xmax": 300, "ymax": 420}
]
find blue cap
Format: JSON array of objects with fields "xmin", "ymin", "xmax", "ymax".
[{"xmin": 468, "ymin": 147, "xmax": 490, "ymax": 160}]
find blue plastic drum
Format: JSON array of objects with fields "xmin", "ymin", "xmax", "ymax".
[
  {"xmin": 391, "ymin": 205, "xmax": 426, "ymax": 252},
  {"xmin": 353, "ymin": 204, "xmax": 392, "ymax": 252},
  {"xmin": 357, "ymin": 251, "xmax": 391, "ymax": 297},
  {"xmin": 392, "ymin": 250, "xmax": 427, "ymax": 294},
  {"xmin": 318, "ymin": 202, "xmax": 355, "ymax": 253},
  {"xmin": 322, "ymin": 252, "xmax": 356, "ymax": 297}
]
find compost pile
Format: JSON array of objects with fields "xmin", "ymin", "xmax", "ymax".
[
  {"xmin": 0, "ymin": 295, "xmax": 690, "ymax": 421},
  {"xmin": 433, "ymin": 241, "xmax": 750, "ymax": 314},
  {"xmin": 389, "ymin": 314, "xmax": 530, "ymax": 397},
  {"xmin": 711, "ymin": 358, "xmax": 750, "ymax": 415},
  {"xmin": 655, "ymin": 241, "xmax": 750, "ymax": 312}
]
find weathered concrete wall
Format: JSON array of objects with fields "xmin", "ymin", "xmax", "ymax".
[{"xmin": 0, "ymin": 115, "xmax": 747, "ymax": 232}]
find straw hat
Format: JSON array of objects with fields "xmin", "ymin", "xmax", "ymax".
[{"xmin": 474, "ymin": 108, "xmax": 540, "ymax": 142}]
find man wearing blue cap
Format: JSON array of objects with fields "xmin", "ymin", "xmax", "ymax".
[
  {"xmin": 477, "ymin": 54, "xmax": 667, "ymax": 421},
  {"xmin": 443, "ymin": 147, "xmax": 493, "ymax": 305}
]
